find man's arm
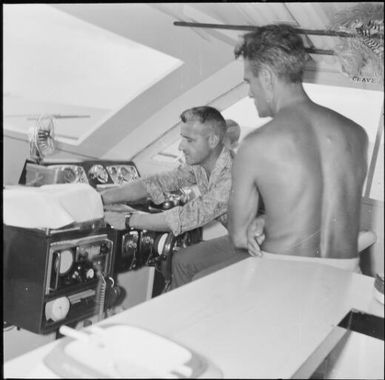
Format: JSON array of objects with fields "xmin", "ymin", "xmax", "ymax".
[
  {"xmin": 142, "ymin": 165, "xmax": 196, "ymax": 204},
  {"xmin": 129, "ymin": 211, "xmax": 170, "ymax": 232},
  {"xmin": 105, "ymin": 166, "xmax": 231, "ymax": 234},
  {"xmin": 127, "ymin": 169, "xmax": 231, "ymax": 234},
  {"xmin": 101, "ymin": 180, "xmax": 148, "ymax": 205},
  {"xmin": 100, "ymin": 165, "xmax": 196, "ymax": 205},
  {"xmin": 228, "ymin": 137, "xmax": 261, "ymax": 250}
]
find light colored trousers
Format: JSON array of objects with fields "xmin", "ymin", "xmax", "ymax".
[{"xmin": 170, "ymin": 235, "xmax": 360, "ymax": 290}]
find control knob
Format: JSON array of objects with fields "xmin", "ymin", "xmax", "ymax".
[
  {"xmin": 85, "ymin": 268, "xmax": 95, "ymax": 279},
  {"xmin": 45, "ymin": 297, "xmax": 70, "ymax": 322},
  {"xmin": 100, "ymin": 242, "xmax": 110, "ymax": 254}
]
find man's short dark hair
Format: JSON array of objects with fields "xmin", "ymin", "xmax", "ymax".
[
  {"xmin": 180, "ymin": 106, "xmax": 227, "ymax": 139},
  {"xmin": 234, "ymin": 24, "xmax": 308, "ymax": 83}
]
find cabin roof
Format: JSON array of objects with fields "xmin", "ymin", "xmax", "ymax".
[{"xmin": 3, "ymin": 3, "xmax": 383, "ymax": 160}]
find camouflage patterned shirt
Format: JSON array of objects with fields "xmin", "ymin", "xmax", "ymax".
[{"xmin": 142, "ymin": 147, "xmax": 234, "ymax": 236}]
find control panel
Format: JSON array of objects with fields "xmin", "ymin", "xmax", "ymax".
[
  {"xmin": 4, "ymin": 224, "xmax": 116, "ymax": 334},
  {"xmin": 19, "ymin": 159, "xmax": 140, "ymax": 188},
  {"xmin": 46, "ymin": 236, "xmax": 112, "ymax": 295}
]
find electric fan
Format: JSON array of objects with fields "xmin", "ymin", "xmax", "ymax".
[{"xmin": 28, "ymin": 114, "xmax": 56, "ymax": 163}]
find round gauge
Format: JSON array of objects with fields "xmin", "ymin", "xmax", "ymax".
[
  {"xmin": 45, "ymin": 297, "xmax": 70, "ymax": 322},
  {"xmin": 155, "ymin": 233, "xmax": 168, "ymax": 255},
  {"xmin": 109, "ymin": 166, "xmax": 118, "ymax": 176},
  {"xmin": 75, "ymin": 166, "xmax": 88, "ymax": 183},
  {"xmin": 74, "ymin": 166, "xmax": 88, "ymax": 183},
  {"xmin": 88, "ymin": 165, "xmax": 109, "ymax": 183},
  {"xmin": 120, "ymin": 166, "xmax": 129, "ymax": 176},
  {"xmin": 54, "ymin": 249, "xmax": 74, "ymax": 275},
  {"xmin": 61, "ymin": 167, "xmax": 77, "ymax": 183},
  {"xmin": 106, "ymin": 166, "xmax": 118, "ymax": 183},
  {"xmin": 118, "ymin": 166, "xmax": 137, "ymax": 183}
]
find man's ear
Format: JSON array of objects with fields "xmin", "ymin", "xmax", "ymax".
[
  {"xmin": 260, "ymin": 67, "xmax": 274, "ymax": 92},
  {"xmin": 208, "ymin": 133, "xmax": 219, "ymax": 148}
]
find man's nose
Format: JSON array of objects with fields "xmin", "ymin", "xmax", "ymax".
[{"xmin": 248, "ymin": 87, "xmax": 254, "ymax": 98}]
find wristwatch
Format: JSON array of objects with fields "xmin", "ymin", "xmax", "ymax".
[{"xmin": 125, "ymin": 212, "xmax": 134, "ymax": 229}]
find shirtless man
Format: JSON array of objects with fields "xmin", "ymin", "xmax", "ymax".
[{"xmin": 229, "ymin": 24, "xmax": 368, "ymax": 266}]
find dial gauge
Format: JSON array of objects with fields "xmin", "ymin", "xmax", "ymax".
[
  {"xmin": 61, "ymin": 167, "xmax": 77, "ymax": 183},
  {"xmin": 119, "ymin": 165, "xmax": 138, "ymax": 182},
  {"xmin": 54, "ymin": 249, "xmax": 74, "ymax": 275},
  {"xmin": 51, "ymin": 165, "xmax": 88, "ymax": 183},
  {"xmin": 107, "ymin": 165, "xmax": 138, "ymax": 184},
  {"xmin": 88, "ymin": 165, "xmax": 109, "ymax": 183}
]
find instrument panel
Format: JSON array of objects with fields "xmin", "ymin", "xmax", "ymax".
[
  {"xmin": 46, "ymin": 235, "xmax": 112, "ymax": 295},
  {"xmin": 19, "ymin": 159, "xmax": 140, "ymax": 188},
  {"xmin": 113, "ymin": 226, "xmax": 202, "ymax": 288},
  {"xmin": 110, "ymin": 185, "xmax": 203, "ymax": 282}
]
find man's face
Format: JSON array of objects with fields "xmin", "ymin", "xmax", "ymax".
[
  {"xmin": 244, "ymin": 59, "xmax": 271, "ymax": 118},
  {"xmin": 178, "ymin": 121, "xmax": 212, "ymax": 165}
]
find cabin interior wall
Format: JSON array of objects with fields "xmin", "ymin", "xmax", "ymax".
[
  {"xmin": 3, "ymin": 137, "xmax": 30, "ymax": 185},
  {"xmin": 102, "ymin": 60, "xmax": 243, "ymax": 163},
  {"xmin": 129, "ymin": 62, "xmax": 248, "ymax": 176}
]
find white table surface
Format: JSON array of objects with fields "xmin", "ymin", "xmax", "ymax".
[{"xmin": 4, "ymin": 257, "xmax": 384, "ymax": 378}]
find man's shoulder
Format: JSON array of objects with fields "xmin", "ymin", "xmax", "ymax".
[
  {"xmin": 154, "ymin": 163, "xmax": 196, "ymax": 180},
  {"xmin": 236, "ymin": 126, "xmax": 274, "ymax": 161},
  {"xmin": 243, "ymin": 119, "xmax": 286, "ymax": 145},
  {"xmin": 209, "ymin": 146, "xmax": 234, "ymax": 172},
  {"xmin": 308, "ymin": 103, "xmax": 367, "ymax": 141}
]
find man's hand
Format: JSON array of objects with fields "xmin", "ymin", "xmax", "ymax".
[
  {"xmin": 128, "ymin": 212, "xmax": 145, "ymax": 229},
  {"xmin": 247, "ymin": 216, "xmax": 265, "ymax": 257},
  {"xmin": 104, "ymin": 211, "xmax": 127, "ymax": 230},
  {"xmin": 104, "ymin": 210, "xmax": 147, "ymax": 230}
]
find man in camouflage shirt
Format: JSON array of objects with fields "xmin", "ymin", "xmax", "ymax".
[{"xmin": 101, "ymin": 106, "xmax": 241, "ymax": 289}]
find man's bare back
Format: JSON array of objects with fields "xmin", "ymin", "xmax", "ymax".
[
  {"xmin": 238, "ymin": 100, "xmax": 368, "ymax": 258},
  {"xmin": 229, "ymin": 24, "xmax": 368, "ymax": 261}
]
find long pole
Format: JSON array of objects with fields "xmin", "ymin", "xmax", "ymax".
[{"xmin": 174, "ymin": 21, "xmax": 383, "ymax": 39}]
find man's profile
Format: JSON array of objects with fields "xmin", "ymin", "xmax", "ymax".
[
  {"xmin": 101, "ymin": 106, "xmax": 232, "ymax": 236},
  {"xmin": 229, "ymin": 24, "xmax": 368, "ymax": 269}
]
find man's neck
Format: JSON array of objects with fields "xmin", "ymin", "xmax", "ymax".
[
  {"xmin": 273, "ymin": 82, "xmax": 309, "ymax": 115},
  {"xmin": 201, "ymin": 145, "xmax": 223, "ymax": 178}
]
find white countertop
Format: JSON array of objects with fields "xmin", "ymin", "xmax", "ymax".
[{"xmin": 4, "ymin": 257, "xmax": 384, "ymax": 378}]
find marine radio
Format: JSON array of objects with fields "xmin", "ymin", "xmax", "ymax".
[
  {"xmin": 108, "ymin": 187, "xmax": 203, "ymax": 291},
  {"xmin": 4, "ymin": 221, "xmax": 116, "ymax": 334}
]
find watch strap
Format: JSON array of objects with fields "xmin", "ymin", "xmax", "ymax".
[{"xmin": 125, "ymin": 212, "xmax": 134, "ymax": 229}]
